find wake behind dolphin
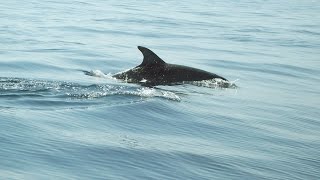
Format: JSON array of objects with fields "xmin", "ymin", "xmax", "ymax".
[{"xmin": 85, "ymin": 46, "xmax": 232, "ymax": 87}]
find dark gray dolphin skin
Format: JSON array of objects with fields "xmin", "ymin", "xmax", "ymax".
[{"xmin": 112, "ymin": 46, "xmax": 227, "ymax": 86}]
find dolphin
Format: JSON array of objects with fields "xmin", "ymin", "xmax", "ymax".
[{"xmin": 111, "ymin": 46, "xmax": 228, "ymax": 86}]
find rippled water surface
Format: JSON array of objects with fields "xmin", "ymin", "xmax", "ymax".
[{"xmin": 1, "ymin": 0, "xmax": 320, "ymax": 179}]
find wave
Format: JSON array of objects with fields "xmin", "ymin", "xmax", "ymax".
[
  {"xmin": 0, "ymin": 72, "xmax": 238, "ymax": 110},
  {"xmin": 0, "ymin": 77, "xmax": 182, "ymax": 110}
]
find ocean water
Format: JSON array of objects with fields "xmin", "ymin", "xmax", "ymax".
[{"xmin": 1, "ymin": 0, "xmax": 320, "ymax": 179}]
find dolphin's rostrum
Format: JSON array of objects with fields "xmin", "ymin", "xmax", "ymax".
[{"xmin": 112, "ymin": 46, "xmax": 228, "ymax": 86}]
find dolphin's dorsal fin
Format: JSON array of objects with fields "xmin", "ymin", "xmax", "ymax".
[{"xmin": 137, "ymin": 46, "xmax": 166, "ymax": 67}]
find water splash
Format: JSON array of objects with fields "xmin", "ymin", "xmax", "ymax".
[
  {"xmin": 84, "ymin": 70, "xmax": 114, "ymax": 79},
  {"xmin": 67, "ymin": 86, "xmax": 181, "ymax": 101},
  {"xmin": 0, "ymin": 77, "xmax": 181, "ymax": 109}
]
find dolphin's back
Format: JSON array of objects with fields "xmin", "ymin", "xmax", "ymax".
[
  {"xmin": 163, "ymin": 64, "xmax": 227, "ymax": 82},
  {"xmin": 112, "ymin": 46, "xmax": 227, "ymax": 86}
]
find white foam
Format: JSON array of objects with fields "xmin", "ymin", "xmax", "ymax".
[
  {"xmin": 66, "ymin": 85, "xmax": 181, "ymax": 101},
  {"xmin": 87, "ymin": 70, "xmax": 114, "ymax": 79},
  {"xmin": 137, "ymin": 88, "xmax": 181, "ymax": 101}
]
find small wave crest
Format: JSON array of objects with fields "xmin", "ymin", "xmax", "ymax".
[
  {"xmin": 84, "ymin": 70, "xmax": 114, "ymax": 79},
  {"xmin": 128, "ymin": 88, "xmax": 181, "ymax": 101},
  {"xmin": 0, "ymin": 77, "xmax": 181, "ymax": 109},
  {"xmin": 0, "ymin": 77, "xmax": 70, "ymax": 92},
  {"xmin": 66, "ymin": 87, "xmax": 181, "ymax": 101}
]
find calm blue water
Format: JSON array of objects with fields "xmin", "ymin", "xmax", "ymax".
[{"xmin": 1, "ymin": 0, "xmax": 320, "ymax": 179}]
